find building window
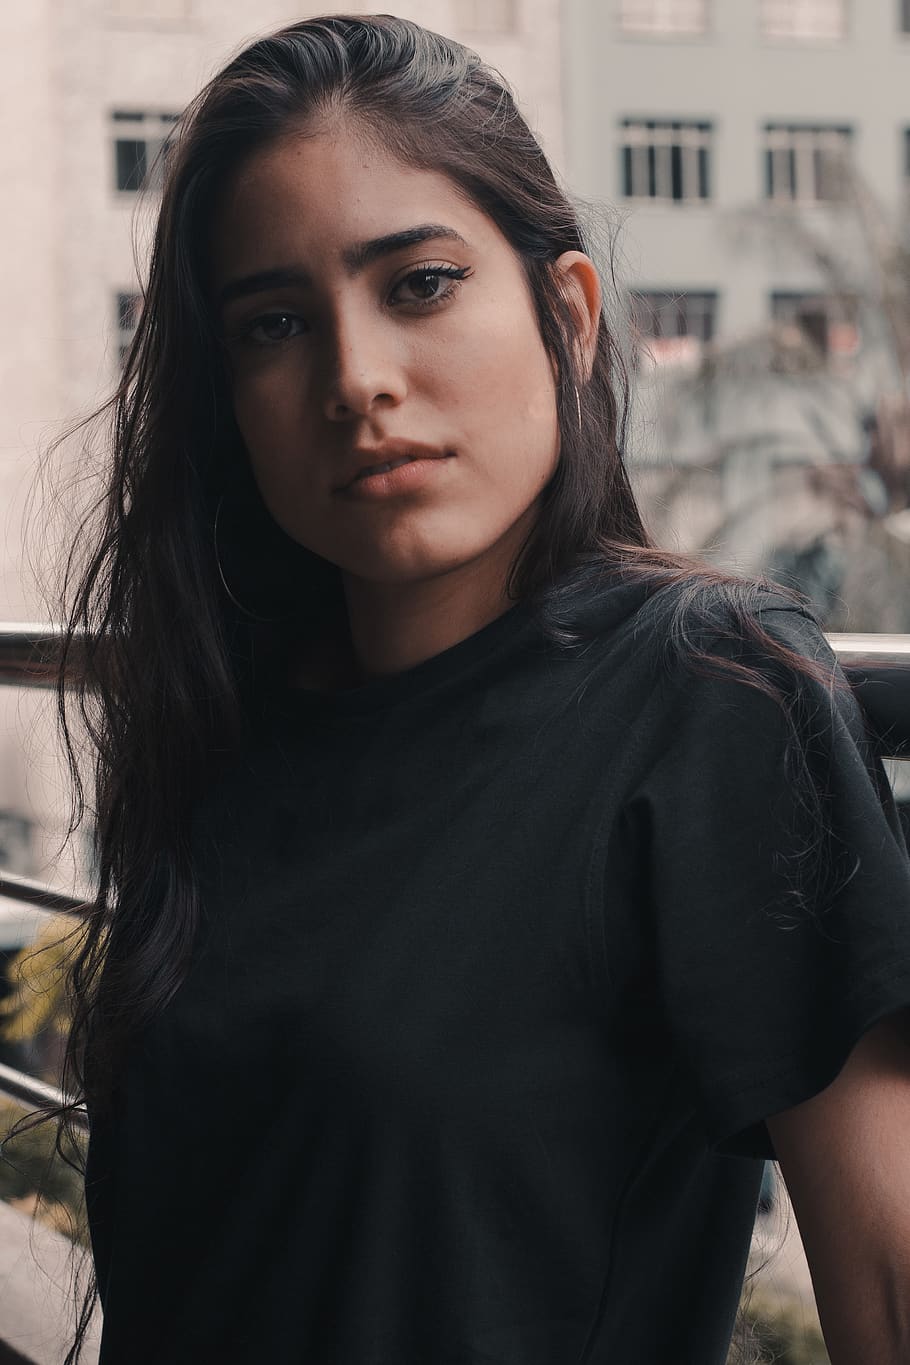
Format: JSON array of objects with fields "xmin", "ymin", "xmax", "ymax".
[
  {"xmin": 770, "ymin": 292, "xmax": 859, "ymax": 359},
  {"xmin": 116, "ymin": 292, "xmax": 143, "ymax": 365},
  {"xmin": 454, "ymin": 0, "xmax": 517, "ymax": 32},
  {"xmin": 619, "ymin": 0, "xmax": 708, "ymax": 34},
  {"xmin": 621, "ymin": 120, "xmax": 712, "ymax": 201},
  {"xmin": 902, "ymin": 0, "xmax": 910, "ymax": 33},
  {"xmin": 0, "ymin": 811, "xmax": 31, "ymax": 875},
  {"xmin": 112, "ymin": 110, "xmax": 179, "ymax": 193},
  {"xmin": 631, "ymin": 289, "xmax": 718, "ymax": 364},
  {"xmin": 763, "ymin": 124, "xmax": 853, "ymax": 202},
  {"xmin": 760, "ymin": 0, "xmax": 846, "ymax": 40}
]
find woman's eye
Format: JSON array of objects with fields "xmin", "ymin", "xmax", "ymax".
[
  {"xmin": 242, "ymin": 312, "xmax": 307, "ymax": 346},
  {"xmin": 391, "ymin": 265, "xmax": 472, "ymax": 307}
]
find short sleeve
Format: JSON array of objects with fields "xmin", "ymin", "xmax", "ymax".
[{"xmin": 638, "ymin": 604, "xmax": 910, "ymax": 1159}]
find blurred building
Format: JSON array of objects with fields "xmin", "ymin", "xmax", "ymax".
[
  {"xmin": 0, "ymin": 0, "xmax": 563, "ymax": 886},
  {"xmin": 564, "ymin": 0, "xmax": 910, "ymax": 620}
]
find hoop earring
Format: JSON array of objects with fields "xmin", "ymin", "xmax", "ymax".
[
  {"xmin": 574, "ymin": 384, "xmax": 582, "ymax": 429},
  {"xmin": 213, "ymin": 492, "xmax": 291, "ymax": 624}
]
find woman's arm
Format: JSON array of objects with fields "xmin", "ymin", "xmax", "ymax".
[{"xmin": 766, "ymin": 1007, "xmax": 910, "ymax": 1365}]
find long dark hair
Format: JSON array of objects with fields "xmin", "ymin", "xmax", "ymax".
[{"xmin": 12, "ymin": 15, "xmax": 843, "ymax": 1362}]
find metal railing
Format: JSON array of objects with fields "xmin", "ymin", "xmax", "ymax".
[{"xmin": 1, "ymin": 622, "xmax": 909, "ymax": 1127}]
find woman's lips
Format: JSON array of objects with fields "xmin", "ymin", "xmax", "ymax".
[
  {"xmin": 338, "ymin": 452, "xmax": 455, "ymax": 500},
  {"xmin": 338, "ymin": 440, "xmax": 451, "ymax": 491},
  {"xmin": 353, "ymin": 454, "xmax": 418, "ymax": 481}
]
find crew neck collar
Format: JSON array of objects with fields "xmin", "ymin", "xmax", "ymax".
[{"xmin": 265, "ymin": 596, "xmax": 537, "ymax": 719}]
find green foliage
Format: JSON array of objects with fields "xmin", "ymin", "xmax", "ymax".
[
  {"xmin": 0, "ymin": 1098, "xmax": 88, "ymax": 1246},
  {"xmin": 741, "ymin": 1292, "xmax": 830, "ymax": 1365},
  {"xmin": 0, "ymin": 913, "xmax": 81, "ymax": 1045}
]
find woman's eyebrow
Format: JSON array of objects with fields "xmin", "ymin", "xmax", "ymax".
[
  {"xmin": 218, "ymin": 223, "xmax": 469, "ymax": 311},
  {"xmin": 342, "ymin": 223, "xmax": 468, "ymax": 272}
]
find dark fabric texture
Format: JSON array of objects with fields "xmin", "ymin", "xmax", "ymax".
[{"xmin": 84, "ymin": 570, "xmax": 910, "ymax": 1364}]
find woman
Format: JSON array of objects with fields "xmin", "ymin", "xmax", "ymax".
[{"xmin": 37, "ymin": 14, "xmax": 910, "ymax": 1365}]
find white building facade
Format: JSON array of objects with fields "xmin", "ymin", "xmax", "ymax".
[{"xmin": 563, "ymin": 0, "xmax": 910, "ymax": 618}]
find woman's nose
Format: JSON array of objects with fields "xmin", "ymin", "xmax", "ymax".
[{"xmin": 322, "ymin": 315, "xmax": 407, "ymax": 421}]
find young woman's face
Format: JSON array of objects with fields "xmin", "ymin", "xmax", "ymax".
[{"xmin": 212, "ymin": 123, "xmax": 574, "ymax": 593}]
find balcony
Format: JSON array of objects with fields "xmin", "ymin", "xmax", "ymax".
[{"xmin": 0, "ymin": 623, "xmax": 908, "ymax": 1364}]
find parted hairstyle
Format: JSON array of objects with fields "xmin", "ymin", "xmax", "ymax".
[{"xmin": 9, "ymin": 14, "xmax": 846, "ymax": 1362}]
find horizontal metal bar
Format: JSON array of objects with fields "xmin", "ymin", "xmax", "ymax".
[
  {"xmin": 0, "ymin": 623, "xmax": 77, "ymax": 689},
  {"xmin": 0, "ymin": 871, "xmax": 91, "ymax": 918},
  {"xmin": 829, "ymin": 635, "xmax": 910, "ymax": 758},
  {"xmin": 0, "ymin": 1059, "xmax": 88, "ymax": 1132},
  {"xmin": 2, "ymin": 626, "xmax": 910, "ymax": 747},
  {"xmin": 3, "ymin": 623, "xmax": 910, "ymax": 671},
  {"xmin": 4, "ymin": 624, "xmax": 910, "ymax": 667},
  {"xmin": 830, "ymin": 633, "xmax": 910, "ymax": 655}
]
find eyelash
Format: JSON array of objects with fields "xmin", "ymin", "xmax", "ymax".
[
  {"xmin": 235, "ymin": 263, "xmax": 473, "ymax": 347},
  {"xmin": 390, "ymin": 263, "xmax": 472, "ymax": 308}
]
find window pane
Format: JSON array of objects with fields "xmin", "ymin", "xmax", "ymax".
[
  {"xmin": 144, "ymin": 139, "xmax": 170, "ymax": 193},
  {"xmin": 761, "ymin": 0, "xmax": 846, "ymax": 40},
  {"xmin": 902, "ymin": 0, "xmax": 910, "ymax": 32},
  {"xmin": 770, "ymin": 292, "xmax": 860, "ymax": 362},
  {"xmin": 116, "ymin": 292, "xmax": 142, "ymax": 366},
  {"xmin": 620, "ymin": 120, "xmax": 712, "ymax": 201},
  {"xmin": 801, "ymin": 308, "xmax": 829, "ymax": 353},
  {"xmin": 622, "ymin": 145, "xmax": 634, "ymax": 196},
  {"xmin": 671, "ymin": 143, "xmax": 683, "ymax": 200},
  {"xmin": 116, "ymin": 293, "xmax": 140, "ymax": 331},
  {"xmin": 454, "ymin": 0, "xmax": 517, "ymax": 32},
  {"xmin": 0, "ymin": 812, "xmax": 31, "ymax": 874},
  {"xmin": 111, "ymin": 113, "xmax": 179, "ymax": 195},
  {"xmin": 619, "ymin": 0, "xmax": 708, "ymax": 34},
  {"xmin": 631, "ymin": 294, "xmax": 651, "ymax": 336},
  {"xmin": 115, "ymin": 139, "xmax": 146, "ymax": 192},
  {"xmin": 630, "ymin": 290, "xmax": 718, "ymax": 360},
  {"xmin": 763, "ymin": 125, "xmax": 852, "ymax": 202}
]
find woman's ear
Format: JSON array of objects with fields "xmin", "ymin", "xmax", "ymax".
[{"xmin": 554, "ymin": 251, "xmax": 602, "ymax": 383}]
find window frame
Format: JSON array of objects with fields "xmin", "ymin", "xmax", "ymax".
[
  {"xmin": 770, "ymin": 290, "xmax": 860, "ymax": 361},
  {"xmin": 763, "ymin": 123, "xmax": 853, "ymax": 204},
  {"xmin": 115, "ymin": 291, "xmax": 143, "ymax": 366},
  {"xmin": 759, "ymin": 0, "xmax": 848, "ymax": 42},
  {"xmin": 617, "ymin": 0, "xmax": 710, "ymax": 37},
  {"xmin": 620, "ymin": 119, "xmax": 713, "ymax": 203},
  {"xmin": 111, "ymin": 109, "xmax": 179, "ymax": 195},
  {"xmin": 453, "ymin": 0, "xmax": 518, "ymax": 35},
  {"xmin": 629, "ymin": 288, "xmax": 719, "ymax": 368}
]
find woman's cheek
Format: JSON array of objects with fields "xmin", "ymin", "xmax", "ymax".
[{"xmin": 232, "ymin": 377, "xmax": 287, "ymax": 451}]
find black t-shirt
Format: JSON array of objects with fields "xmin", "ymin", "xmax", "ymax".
[{"xmin": 85, "ymin": 570, "xmax": 910, "ymax": 1364}]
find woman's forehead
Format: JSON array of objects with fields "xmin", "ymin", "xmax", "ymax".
[{"xmin": 210, "ymin": 128, "xmax": 498, "ymax": 281}]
